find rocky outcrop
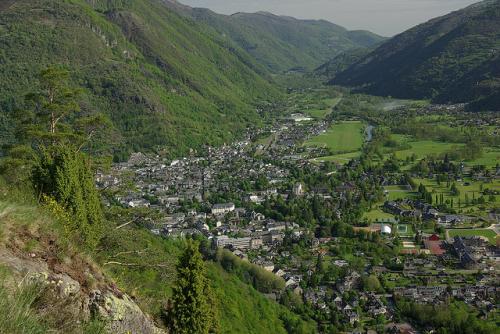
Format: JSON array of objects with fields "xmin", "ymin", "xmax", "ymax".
[{"xmin": 0, "ymin": 247, "xmax": 166, "ymax": 334}]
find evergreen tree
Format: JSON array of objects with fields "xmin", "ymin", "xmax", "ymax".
[
  {"xmin": 167, "ymin": 241, "xmax": 218, "ymax": 334},
  {"xmin": 32, "ymin": 144, "xmax": 104, "ymax": 248}
]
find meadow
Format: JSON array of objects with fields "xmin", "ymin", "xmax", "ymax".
[
  {"xmin": 304, "ymin": 96, "xmax": 343, "ymax": 119},
  {"xmin": 388, "ymin": 135, "xmax": 464, "ymax": 160},
  {"xmin": 305, "ymin": 121, "xmax": 365, "ymax": 153}
]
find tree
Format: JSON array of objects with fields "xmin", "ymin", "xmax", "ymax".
[
  {"xmin": 13, "ymin": 66, "xmax": 108, "ymax": 249},
  {"xmin": 25, "ymin": 66, "xmax": 81, "ymax": 141},
  {"xmin": 363, "ymin": 275, "xmax": 381, "ymax": 292},
  {"xmin": 32, "ymin": 145, "xmax": 104, "ymax": 248},
  {"xmin": 167, "ymin": 241, "xmax": 218, "ymax": 334}
]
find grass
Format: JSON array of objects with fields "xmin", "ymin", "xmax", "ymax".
[
  {"xmin": 384, "ymin": 185, "xmax": 416, "ymax": 201},
  {"xmin": 447, "ymin": 229, "xmax": 497, "ymax": 244},
  {"xmin": 413, "ymin": 177, "xmax": 499, "ymax": 215},
  {"xmin": 362, "ymin": 208, "xmax": 395, "ymax": 222},
  {"xmin": 396, "ymin": 224, "xmax": 414, "ymax": 237},
  {"xmin": 304, "ymin": 121, "xmax": 365, "ymax": 153},
  {"xmin": 389, "ymin": 135, "xmax": 463, "ymax": 160},
  {"xmin": 466, "ymin": 147, "xmax": 500, "ymax": 168},
  {"xmin": 313, "ymin": 151, "xmax": 361, "ymax": 164},
  {"xmin": 0, "ymin": 272, "xmax": 46, "ymax": 334},
  {"xmin": 304, "ymin": 97, "xmax": 342, "ymax": 119}
]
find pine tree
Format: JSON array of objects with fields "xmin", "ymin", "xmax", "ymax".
[
  {"xmin": 168, "ymin": 241, "xmax": 218, "ymax": 334},
  {"xmin": 32, "ymin": 145, "xmax": 104, "ymax": 248}
]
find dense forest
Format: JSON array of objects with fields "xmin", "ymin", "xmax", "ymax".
[
  {"xmin": 326, "ymin": 0, "xmax": 500, "ymax": 111},
  {"xmin": 0, "ymin": 0, "xmax": 281, "ymax": 160}
]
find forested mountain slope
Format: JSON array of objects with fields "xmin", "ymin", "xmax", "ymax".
[
  {"xmin": 163, "ymin": 0, "xmax": 385, "ymax": 72},
  {"xmin": 0, "ymin": 0, "xmax": 279, "ymax": 159},
  {"xmin": 329, "ymin": 0, "xmax": 500, "ymax": 111}
]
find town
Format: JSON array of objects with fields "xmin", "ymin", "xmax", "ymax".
[{"xmin": 97, "ymin": 93, "xmax": 499, "ymax": 333}]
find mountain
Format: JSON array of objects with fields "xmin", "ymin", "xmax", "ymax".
[
  {"xmin": 314, "ymin": 47, "xmax": 372, "ymax": 78},
  {"xmin": 0, "ymin": 0, "xmax": 279, "ymax": 159},
  {"xmin": 329, "ymin": 0, "xmax": 500, "ymax": 111},
  {"xmin": 163, "ymin": 1, "xmax": 386, "ymax": 72}
]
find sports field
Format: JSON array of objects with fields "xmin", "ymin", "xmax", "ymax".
[{"xmin": 305, "ymin": 121, "xmax": 365, "ymax": 153}]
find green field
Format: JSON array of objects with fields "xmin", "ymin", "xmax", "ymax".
[
  {"xmin": 413, "ymin": 177, "xmax": 499, "ymax": 215},
  {"xmin": 447, "ymin": 229, "xmax": 497, "ymax": 244},
  {"xmin": 304, "ymin": 97, "xmax": 342, "ymax": 119},
  {"xmin": 313, "ymin": 151, "xmax": 361, "ymax": 164},
  {"xmin": 389, "ymin": 135, "xmax": 463, "ymax": 160},
  {"xmin": 362, "ymin": 208, "xmax": 395, "ymax": 222},
  {"xmin": 384, "ymin": 185, "xmax": 416, "ymax": 201},
  {"xmin": 305, "ymin": 121, "xmax": 365, "ymax": 153},
  {"xmin": 467, "ymin": 147, "xmax": 500, "ymax": 168},
  {"xmin": 396, "ymin": 224, "xmax": 415, "ymax": 237}
]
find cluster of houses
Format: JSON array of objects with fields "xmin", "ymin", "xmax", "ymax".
[
  {"xmin": 452, "ymin": 236, "xmax": 498, "ymax": 269},
  {"xmin": 94, "ymin": 103, "xmax": 500, "ymax": 332},
  {"xmin": 383, "ymin": 199, "xmax": 472, "ymax": 225}
]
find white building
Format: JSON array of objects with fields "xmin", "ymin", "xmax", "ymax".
[{"xmin": 211, "ymin": 203, "xmax": 235, "ymax": 215}]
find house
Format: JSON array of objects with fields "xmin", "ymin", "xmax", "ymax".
[
  {"xmin": 211, "ymin": 203, "xmax": 235, "ymax": 215},
  {"xmin": 292, "ymin": 183, "xmax": 304, "ymax": 196}
]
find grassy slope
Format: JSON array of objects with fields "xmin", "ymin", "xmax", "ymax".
[
  {"xmin": 0, "ymin": 0, "xmax": 279, "ymax": 158},
  {"xmin": 331, "ymin": 0, "xmax": 500, "ymax": 110},
  {"xmin": 0, "ymin": 186, "xmax": 314, "ymax": 333},
  {"xmin": 165, "ymin": 2, "xmax": 385, "ymax": 72},
  {"xmin": 97, "ymin": 226, "xmax": 317, "ymax": 333}
]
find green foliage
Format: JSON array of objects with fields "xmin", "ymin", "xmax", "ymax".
[
  {"xmin": 395, "ymin": 298, "xmax": 499, "ymax": 334},
  {"xmin": 331, "ymin": 1, "xmax": 500, "ymax": 110},
  {"xmin": 0, "ymin": 0, "xmax": 281, "ymax": 159},
  {"xmin": 33, "ymin": 145, "xmax": 104, "ymax": 249},
  {"xmin": 173, "ymin": 7, "xmax": 385, "ymax": 72},
  {"xmin": 215, "ymin": 248, "xmax": 285, "ymax": 293},
  {"xmin": 207, "ymin": 263, "xmax": 317, "ymax": 334},
  {"xmin": 0, "ymin": 275, "xmax": 46, "ymax": 334},
  {"xmin": 363, "ymin": 274, "xmax": 381, "ymax": 292},
  {"xmin": 167, "ymin": 240, "xmax": 218, "ymax": 334}
]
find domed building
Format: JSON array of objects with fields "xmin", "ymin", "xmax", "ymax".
[{"xmin": 381, "ymin": 224, "xmax": 392, "ymax": 235}]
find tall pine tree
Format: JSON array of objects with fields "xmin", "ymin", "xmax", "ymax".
[{"xmin": 167, "ymin": 241, "xmax": 218, "ymax": 334}]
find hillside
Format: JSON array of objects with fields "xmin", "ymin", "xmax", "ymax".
[
  {"xmin": 0, "ymin": 0, "xmax": 279, "ymax": 159},
  {"xmin": 329, "ymin": 0, "xmax": 500, "ymax": 111},
  {"xmin": 0, "ymin": 182, "xmax": 315, "ymax": 333},
  {"xmin": 314, "ymin": 48, "xmax": 372, "ymax": 78},
  {"xmin": 163, "ymin": 1, "xmax": 385, "ymax": 72}
]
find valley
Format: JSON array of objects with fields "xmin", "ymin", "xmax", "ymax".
[
  {"xmin": 95, "ymin": 84, "xmax": 499, "ymax": 333},
  {"xmin": 0, "ymin": 0, "xmax": 498, "ymax": 333}
]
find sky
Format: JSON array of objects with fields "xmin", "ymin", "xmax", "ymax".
[{"xmin": 178, "ymin": 0, "xmax": 480, "ymax": 36}]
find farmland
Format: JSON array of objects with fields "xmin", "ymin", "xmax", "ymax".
[
  {"xmin": 304, "ymin": 97, "xmax": 343, "ymax": 119},
  {"xmin": 304, "ymin": 121, "xmax": 365, "ymax": 153}
]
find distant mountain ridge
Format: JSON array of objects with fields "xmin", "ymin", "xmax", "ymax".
[
  {"xmin": 163, "ymin": 0, "xmax": 386, "ymax": 72},
  {"xmin": 326, "ymin": 0, "xmax": 500, "ymax": 111}
]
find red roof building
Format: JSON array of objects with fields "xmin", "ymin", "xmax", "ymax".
[{"xmin": 423, "ymin": 239, "xmax": 446, "ymax": 255}]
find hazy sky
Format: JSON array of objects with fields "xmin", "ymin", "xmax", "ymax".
[{"xmin": 179, "ymin": 0, "xmax": 480, "ymax": 36}]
